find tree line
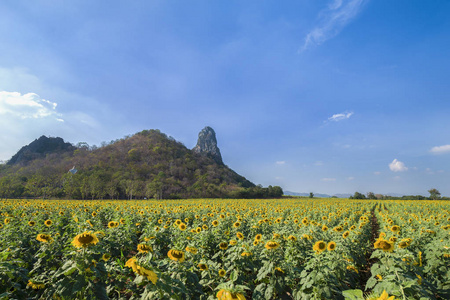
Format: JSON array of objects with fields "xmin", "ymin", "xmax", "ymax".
[{"xmin": 348, "ymin": 189, "xmax": 448, "ymax": 200}]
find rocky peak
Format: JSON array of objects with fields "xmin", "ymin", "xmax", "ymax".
[
  {"xmin": 193, "ymin": 126, "xmax": 223, "ymax": 164},
  {"xmin": 7, "ymin": 135, "xmax": 75, "ymax": 165}
]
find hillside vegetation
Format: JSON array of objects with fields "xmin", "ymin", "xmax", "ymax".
[{"xmin": 0, "ymin": 130, "xmax": 282, "ymax": 199}]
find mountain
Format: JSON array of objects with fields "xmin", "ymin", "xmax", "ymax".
[
  {"xmin": 0, "ymin": 128, "xmax": 283, "ymax": 200},
  {"xmin": 284, "ymin": 191, "xmax": 332, "ymax": 198},
  {"xmin": 284, "ymin": 191, "xmax": 352, "ymax": 198},
  {"xmin": 7, "ymin": 135, "xmax": 75, "ymax": 165}
]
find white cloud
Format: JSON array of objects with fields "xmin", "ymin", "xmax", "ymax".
[
  {"xmin": 276, "ymin": 161, "xmax": 286, "ymax": 165},
  {"xmin": 328, "ymin": 111, "xmax": 354, "ymax": 122},
  {"xmin": 347, "ymin": 176, "xmax": 355, "ymax": 180},
  {"xmin": 314, "ymin": 161, "xmax": 324, "ymax": 166},
  {"xmin": 0, "ymin": 91, "xmax": 62, "ymax": 120},
  {"xmin": 0, "ymin": 91, "xmax": 66, "ymax": 160},
  {"xmin": 300, "ymin": 0, "xmax": 368, "ymax": 52},
  {"xmin": 321, "ymin": 177, "xmax": 336, "ymax": 182},
  {"xmin": 389, "ymin": 159, "xmax": 408, "ymax": 172},
  {"xmin": 430, "ymin": 145, "xmax": 450, "ymax": 154},
  {"xmin": 374, "ymin": 171, "xmax": 381, "ymax": 175}
]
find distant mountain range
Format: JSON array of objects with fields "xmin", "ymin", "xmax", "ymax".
[
  {"xmin": 284, "ymin": 191, "xmax": 406, "ymax": 198},
  {"xmin": 284, "ymin": 191, "xmax": 352, "ymax": 198}
]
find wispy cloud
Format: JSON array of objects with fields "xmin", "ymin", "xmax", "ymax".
[
  {"xmin": 300, "ymin": 0, "xmax": 368, "ymax": 52},
  {"xmin": 0, "ymin": 91, "xmax": 62, "ymax": 120},
  {"xmin": 322, "ymin": 177, "xmax": 336, "ymax": 182},
  {"xmin": 430, "ymin": 144, "xmax": 450, "ymax": 154},
  {"xmin": 328, "ymin": 111, "xmax": 354, "ymax": 122},
  {"xmin": 276, "ymin": 161, "xmax": 286, "ymax": 165},
  {"xmin": 389, "ymin": 159, "xmax": 408, "ymax": 172}
]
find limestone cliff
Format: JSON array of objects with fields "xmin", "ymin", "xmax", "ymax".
[{"xmin": 193, "ymin": 126, "xmax": 223, "ymax": 164}]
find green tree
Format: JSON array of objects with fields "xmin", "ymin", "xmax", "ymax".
[
  {"xmin": 309, "ymin": 192, "xmax": 314, "ymax": 198},
  {"xmin": 367, "ymin": 192, "xmax": 377, "ymax": 199},
  {"xmin": 350, "ymin": 192, "xmax": 366, "ymax": 199},
  {"xmin": 428, "ymin": 188, "xmax": 441, "ymax": 200},
  {"xmin": 106, "ymin": 181, "xmax": 119, "ymax": 200}
]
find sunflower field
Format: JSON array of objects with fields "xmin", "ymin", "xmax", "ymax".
[{"xmin": 0, "ymin": 198, "xmax": 449, "ymax": 300}]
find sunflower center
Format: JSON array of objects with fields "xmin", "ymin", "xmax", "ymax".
[
  {"xmin": 172, "ymin": 251, "xmax": 183, "ymax": 259},
  {"xmin": 78, "ymin": 234, "xmax": 94, "ymax": 244}
]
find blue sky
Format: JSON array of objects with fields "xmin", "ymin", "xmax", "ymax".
[{"xmin": 1, "ymin": 0, "xmax": 450, "ymax": 196}]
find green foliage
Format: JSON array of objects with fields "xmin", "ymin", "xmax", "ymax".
[{"xmin": 0, "ymin": 130, "xmax": 283, "ymax": 199}]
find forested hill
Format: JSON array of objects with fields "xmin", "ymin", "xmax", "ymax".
[{"xmin": 0, "ymin": 129, "xmax": 283, "ymax": 199}]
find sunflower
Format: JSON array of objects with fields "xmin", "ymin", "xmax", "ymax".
[
  {"xmin": 302, "ymin": 218, "xmax": 309, "ymax": 225},
  {"xmin": 179, "ymin": 223, "xmax": 187, "ymax": 231},
  {"xmin": 72, "ymin": 231, "xmax": 99, "ymax": 248},
  {"xmin": 137, "ymin": 244, "xmax": 153, "ymax": 253},
  {"xmin": 44, "ymin": 219, "xmax": 52, "ymax": 227},
  {"xmin": 342, "ymin": 231, "xmax": 350, "ymax": 239},
  {"xmin": 196, "ymin": 227, "xmax": 202, "ymax": 233},
  {"xmin": 287, "ymin": 235, "xmax": 297, "ymax": 241},
  {"xmin": 264, "ymin": 241, "xmax": 280, "ymax": 250},
  {"xmin": 202, "ymin": 224, "xmax": 209, "ymax": 230},
  {"xmin": 217, "ymin": 290, "xmax": 246, "ymax": 300},
  {"xmin": 313, "ymin": 241, "xmax": 327, "ymax": 254},
  {"xmin": 229, "ymin": 240, "xmax": 237, "ymax": 246},
  {"xmin": 27, "ymin": 280, "xmax": 45, "ymax": 290},
  {"xmin": 126, "ymin": 258, "xmax": 158, "ymax": 284},
  {"xmin": 175, "ymin": 219, "xmax": 182, "ymax": 225},
  {"xmin": 333, "ymin": 226, "xmax": 343, "ymax": 232},
  {"xmin": 241, "ymin": 251, "xmax": 252, "ymax": 257},
  {"xmin": 107, "ymin": 221, "xmax": 117, "ymax": 228},
  {"xmin": 346, "ymin": 265, "xmax": 358, "ymax": 273},
  {"xmin": 167, "ymin": 249, "xmax": 185, "ymax": 262},
  {"xmin": 374, "ymin": 239, "xmax": 394, "ymax": 252},
  {"xmin": 327, "ymin": 241, "xmax": 336, "ymax": 251},
  {"xmin": 398, "ymin": 241, "xmax": 409, "ymax": 249},
  {"xmin": 377, "ymin": 290, "xmax": 395, "ymax": 300},
  {"xmin": 253, "ymin": 240, "xmax": 259, "ymax": 246},
  {"xmin": 212, "ymin": 220, "xmax": 219, "ymax": 227},
  {"xmin": 185, "ymin": 246, "xmax": 198, "ymax": 254},
  {"xmin": 197, "ymin": 263, "xmax": 208, "ymax": 271},
  {"xmin": 322, "ymin": 225, "xmax": 328, "ymax": 232},
  {"xmin": 120, "ymin": 218, "xmax": 126, "ymax": 224},
  {"xmin": 28, "ymin": 221, "xmax": 36, "ymax": 226},
  {"xmin": 36, "ymin": 233, "xmax": 53, "ymax": 244},
  {"xmin": 233, "ymin": 221, "xmax": 241, "ymax": 228},
  {"xmin": 391, "ymin": 225, "xmax": 400, "ymax": 233},
  {"xmin": 125, "ymin": 257, "xmax": 139, "ymax": 272},
  {"xmin": 236, "ymin": 232, "xmax": 244, "ymax": 240},
  {"xmin": 218, "ymin": 269, "xmax": 226, "ymax": 277},
  {"xmin": 219, "ymin": 242, "xmax": 228, "ymax": 250},
  {"xmin": 254, "ymin": 234, "xmax": 262, "ymax": 241}
]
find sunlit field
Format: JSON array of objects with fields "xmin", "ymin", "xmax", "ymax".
[{"xmin": 1, "ymin": 199, "xmax": 449, "ymax": 299}]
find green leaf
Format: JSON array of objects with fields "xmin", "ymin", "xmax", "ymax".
[
  {"xmin": 366, "ymin": 277, "xmax": 377, "ymax": 289},
  {"xmin": 265, "ymin": 285, "xmax": 274, "ymax": 299},
  {"xmin": 72, "ymin": 275, "xmax": 86, "ymax": 294},
  {"xmin": 230, "ymin": 270, "xmax": 238, "ymax": 282},
  {"xmin": 342, "ymin": 289, "xmax": 365, "ymax": 300}
]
